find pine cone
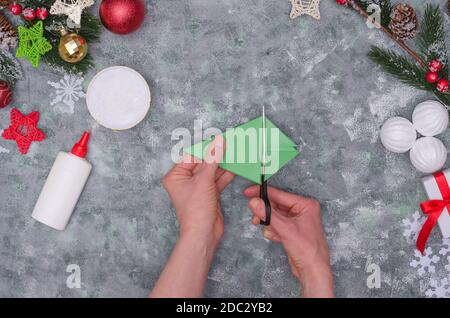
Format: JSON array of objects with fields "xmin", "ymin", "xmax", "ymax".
[
  {"xmin": 389, "ymin": 3, "xmax": 419, "ymax": 41},
  {"xmin": 0, "ymin": 14, "xmax": 18, "ymax": 49},
  {"xmin": 0, "ymin": 0, "xmax": 12, "ymax": 7}
]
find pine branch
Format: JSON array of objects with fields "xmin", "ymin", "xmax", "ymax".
[
  {"xmin": 416, "ymin": 4, "xmax": 448, "ymax": 77},
  {"xmin": 0, "ymin": 48, "xmax": 23, "ymax": 85},
  {"xmin": 368, "ymin": 46, "xmax": 429, "ymax": 90},
  {"xmin": 378, "ymin": 0, "xmax": 392, "ymax": 28},
  {"xmin": 346, "ymin": 0, "xmax": 427, "ymax": 68},
  {"xmin": 19, "ymin": 1, "xmax": 102, "ymax": 74}
]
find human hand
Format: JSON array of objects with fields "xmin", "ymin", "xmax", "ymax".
[
  {"xmin": 244, "ymin": 186, "xmax": 334, "ymax": 298},
  {"xmin": 163, "ymin": 135, "xmax": 235, "ymax": 246}
]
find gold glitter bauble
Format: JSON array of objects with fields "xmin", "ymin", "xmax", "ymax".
[{"xmin": 58, "ymin": 29, "xmax": 88, "ymax": 63}]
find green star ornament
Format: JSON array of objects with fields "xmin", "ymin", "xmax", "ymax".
[{"xmin": 16, "ymin": 21, "xmax": 52, "ymax": 68}]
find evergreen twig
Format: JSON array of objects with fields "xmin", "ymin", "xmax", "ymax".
[
  {"xmin": 416, "ymin": 4, "xmax": 448, "ymax": 78},
  {"xmin": 20, "ymin": 0, "xmax": 102, "ymax": 74},
  {"xmin": 0, "ymin": 48, "xmax": 23, "ymax": 85}
]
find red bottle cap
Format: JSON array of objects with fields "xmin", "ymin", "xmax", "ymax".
[{"xmin": 71, "ymin": 131, "xmax": 90, "ymax": 158}]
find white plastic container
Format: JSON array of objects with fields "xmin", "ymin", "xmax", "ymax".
[{"xmin": 32, "ymin": 132, "xmax": 92, "ymax": 230}]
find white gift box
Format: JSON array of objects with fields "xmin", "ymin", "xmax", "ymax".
[{"xmin": 422, "ymin": 169, "xmax": 450, "ymax": 238}]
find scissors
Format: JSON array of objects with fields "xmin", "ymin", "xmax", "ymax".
[{"xmin": 260, "ymin": 106, "xmax": 271, "ymax": 226}]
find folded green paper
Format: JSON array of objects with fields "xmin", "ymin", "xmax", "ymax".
[{"xmin": 184, "ymin": 116, "xmax": 299, "ymax": 184}]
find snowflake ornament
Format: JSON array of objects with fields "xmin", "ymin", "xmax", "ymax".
[
  {"xmin": 401, "ymin": 211, "xmax": 425, "ymax": 241},
  {"xmin": 425, "ymin": 278, "xmax": 450, "ymax": 298},
  {"xmin": 289, "ymin": 0, "xmax": 321, "ymax": 20},
  {"xmin": 48, "ymin": 74, "xmax": 86, "ymax": 113},
  {"xmin": 439, "ymin": 238, "xmax": 450, "ymax": 256},
  {"xmin": 410, "ymin": 247, "xmax": 440, "ymax": 276},
  {"xmin": 50, "ymin": 0, "xmax": 95, "ymax": 25}
]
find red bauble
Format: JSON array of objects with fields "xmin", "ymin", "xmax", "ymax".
[
  {"xmin": 99, "ymin": 0, "xmax": 145, "ymax": 35},
  {"xmin": 437, "ymin": 79, "xmax": 449, "ymax": 93},
  {"xmin": 0, "ymin": 80, "xmax": 12, "ymax": 109},
  {"xmin": 336, "ymin": 0, "xmax": 347, "ymax": 5},
  {"xmin": 23, "ymin": 7, "xmax": 36, "ymax": 21},
  {"xmin": 429, "ymin": 60, "xmax": 442, "ymax": 73},
  {"xmin": 36, "ymin": 7, "xmax": 49, "ymax": 20},
  {"xmin": 426, "ymin": 71, "xmax": 439, "ymax": 84},
  {"xmin": 9, "ymin": 4, "xmax": 23, "ymax": 15}
]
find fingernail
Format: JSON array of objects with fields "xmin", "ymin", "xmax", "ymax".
[{"xmin": 249, "ymin": 198, "xmax": 260, "ymax": 209}]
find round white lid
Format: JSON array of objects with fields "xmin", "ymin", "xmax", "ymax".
[{"xmin": 86, "ymin": 66, "xmax": 151, "ymax": 130}]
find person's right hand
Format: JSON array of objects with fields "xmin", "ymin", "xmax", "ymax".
[{"xmin": 244, "ymin": 186, "xmax": 334, "ymax": 298}]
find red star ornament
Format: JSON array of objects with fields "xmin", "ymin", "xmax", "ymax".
[{"xmin": 1, "ymin": 108, "xmax": 46, "ymax": 154}]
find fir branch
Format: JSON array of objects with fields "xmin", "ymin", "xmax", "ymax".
[
  {"xmin": 350, "ymin": 0, "xmax": 392, "ymax": 28},
  {"xmin": 0, "ymin": 48, "xmax": 23, "ymax": 85},
  {"xmin": 378, "ymin": 0, "xmax": 392, "ymax": 28},
  {"xmin": 416, "ymin": 4, "xmax": 448, "ymax": 77},
  {"xmin": 368, "ymin": 46, "xmax": 429, "ymax": 90},
  {"xmin": 19, "ymin": 1, "xmax": 102, "ymax": 74},
  {"xmin": 346, "ymin": 0, "xmax": 427, "ymax": 68}
]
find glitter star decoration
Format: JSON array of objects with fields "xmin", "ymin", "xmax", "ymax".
[
  {"xmin": 1, "ymin": 108, "xmax": 46, "ymax": 154},
  {"xmin": 289, "ymin": 0, "xmax": 321, "ymax": 20},
  {"xmin": 15, "ymin": 21, "xmax": 52, "ymax": 68},
  {"xmin": 50, "ymin": 0, "xmax": 95, "ymax": 25}
]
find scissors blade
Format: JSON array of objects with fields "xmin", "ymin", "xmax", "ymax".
[{"xmin": 261, "ymin": 106, "xmax": 266, "ymax": 178}]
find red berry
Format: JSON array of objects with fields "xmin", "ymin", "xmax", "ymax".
[
  {"xmin": 336, "ymin": 0, "xmax": 347, "ymax": 4},
  {"xmin": 23, "ymin": 7, "xmax": 36, "ymax": 21},
  {"xmin": 9, "ymin": 4, "xmax": 23, "ymax": 15},
  {"xmin": 429, "ymin": 60, "xmax": 442, "ymax": 73},
  {"xmin": 35, "ymin": 7, "xmax": 48, "ymax": 20},
  {"xmin": 426, "ymin": 71, "xmax": 439, "ymax": 84},
  {"xmin": 437, "ymin": 79, "xmax": 449, "ymax": 93}
]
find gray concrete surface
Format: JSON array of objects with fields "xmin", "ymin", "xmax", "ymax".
[{"xmin": 1, "ymin": 0, "xmax": 449, "ymax": 297}]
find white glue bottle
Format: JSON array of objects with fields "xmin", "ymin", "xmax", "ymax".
[{"xmin": 32, "ymin": 132, "xmax": 92, "ymax": 230}]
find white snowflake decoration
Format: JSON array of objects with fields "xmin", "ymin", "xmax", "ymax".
[
  {"xmin": 410, "ymin": 247, "xmax": 440, "ymax": 276},
  {"xmin": 48, "ymin": 74, "xmax": 86, "ymax": 114},
  {"xmin": 401, "ymin": 211, "xmax": 425, "ymax": 241},
  {"xmin": 425, "ymin": 278, "xmax": 450, "ymax": 298},
  {"xmin": 289, "ymin": 0, "xmax": 321, "ymax": 20},
  {"xmin": 50, "ymin": 0, "xmax": 95, "ymax": 25},
  {"xmin": 439, "ymin": 238, "xmax": 450, "ymax": 256}
]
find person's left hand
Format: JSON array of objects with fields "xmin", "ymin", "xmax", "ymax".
[{"xmin": 163, "ymin": 135, "xmax": 235, "ymax": 245}]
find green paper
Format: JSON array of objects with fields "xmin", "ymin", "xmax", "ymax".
[{"xmin": 184, "ymin": 116, "xmax": 299, "ymax": 184}]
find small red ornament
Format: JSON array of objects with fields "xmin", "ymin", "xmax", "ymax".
[
  {"xmin": 426, "ymin": 71, "xmax": 439, "ymax": 84},
  {"xmin": 0, "ymin": 80, "xmax": 12, "ymax": 109},
  {"xmin": 35, "ymin": 7, "xmax": 48, "ymax": 20},
  {"xmin": 1, "ymin": 108, "xmax": 46, "ymax": 154},
  {"xmin": 429, "ymin": 60, "xmax": 442, "ymax": 73},
  {"xmin": 99, "ymin": 0, "xmax": 145, "ymax": 35},
  {"xmin": 23, "ymin": 7, "xmax": 36, "ymax": 21},
  {"xmin": 9, "ymin": 3, "xmax": 23, "ymax": 15},
  {"xmin": 336, "ymin": 0, "xmax": 347, "ymax": 5},
  {"xmin": 437, "ymin": 79, "xmax": 449, "ymax": 93}
]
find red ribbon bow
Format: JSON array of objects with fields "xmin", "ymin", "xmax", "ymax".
[{"xmin": 417, "ymin": 171, "xmax": 450, "ymax": 254}]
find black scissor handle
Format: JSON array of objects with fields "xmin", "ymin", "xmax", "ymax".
[{"xmin": 259, "ymin": 180, "xmax": 271, "ymax": 226}]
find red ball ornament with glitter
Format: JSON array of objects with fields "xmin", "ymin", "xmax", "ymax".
[
  {"xmin": 429, "ymin": 60, "xmax": 442, "ymax": 73},
  {"xmin": 0, "ymin": 80, "xmax": 12, "ymax": 109},
  {"xmin": 99, "ymin": 0, "xmax": 145, "ymax": 35},
  {"xmin": 426, "ymin": 71, "xmax": 439, "ymax": 84},
  {"xmin": 23, "ymin": 7, "xmax": 36, "ymax": 21},
  {"xmin": 336, "ymin": 0, "xmax": 347, "ymax": 5},
  {"xmin": 437, "ymin": 79, "xmax": 449, "ymax": 93},
  {"xmin": 9, "ymin": 4, "xmax": 23, "ymax": 15},
  {"xmin": 36, "ymin": 7, "xmax": 49, "ymax": 20}
]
